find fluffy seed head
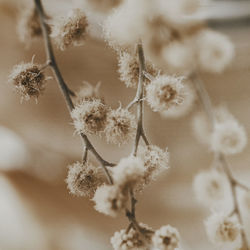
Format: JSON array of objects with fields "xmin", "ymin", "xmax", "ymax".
[
  {"xmin": 211, "ymin": 120, "xmax": 247, "ymax": 155},
  {"xmin": 71, "ymin": 99, "xmax": 109, "ymax": 135},
  {"xmin": 146, "ymin": 75, "xmax": 184, "ymax": 112},
  {"xmin": 193, "ymin": 169, "xmax": 230, "ymax": 207},
  {"xmin": 111, "ymin": 224, "xmax": 151, "ymax": 250},
  {"xmin": 112, "ymin": 156, "xmax": 145, "ymax": 187},
  {"xmin": 205, "ymin": 213, "xmax": 242, "ymax": 249},
  {"xmin": 17, "ymin": 7, "xmax": 42, "ymax": 45},
  {"xmin": 66, "ymin": 161, "xmax": 102, "ymax": 197},
  {"xmin": 92, "ymin": 184, "xmax": 128, "ymax": 217},
  {"xmin": 9, "ymin": 62, "xmax": 46, "ymax": 101},
  {"xmin": 137, "ymin": 145, "xmax": 169, "ymax": 190},
  {"xmin": 160, "ymin": 82, "xmax": 196, "ymax": 119},
  {"xmin": 118, "ymin": 51, "xmax": 157, "ymax": 88},
  {"xmin": 51, "ymin": 8, "xmax": 88, "ymax": 50},
  {"xmin": 196, "ymin": 29, "xmax": 234, "ymax": 73},
  {"xmin": 152, "ymin": 225, "xmax": 181, "ymax": 250},
  {"xmin": 104, "ymin": 107, "xmax": 136, "ymax": 145}
]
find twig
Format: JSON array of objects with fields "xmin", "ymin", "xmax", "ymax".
[
  {"xmin": 34, "ymin": 0, "xmax": 114, "ymax": 185},
  {"xmin": 192, "ymin": 73, "xmax": 249, "ymax": 250}
]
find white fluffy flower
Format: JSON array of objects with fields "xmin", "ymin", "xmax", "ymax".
[
  {"xmin": 146, "ymin": 75, "xmax": 184, "ymax": 112},
  {"xmin": 211, "ymin": 120, "xmax": 247, "ymax": 155},
  {"xmin": 193, "ymin": 169, "xmax": 230, "ymax": 207},
  {"xmin": 160, "ymin": 83, "xmax": 196, "ymax": 119},
  {"xmin": 152, "ymin": 225, "xmax": 181, "ymax": 250},
  {"xmin": 71, "ymin": 99, "xmax": 109, "ymax": 135},
  {"xmin": 205, "ymin": 213, "xmax": 242, "ymax": 249},
  {"xmin": 112, "ymin": 156, "xmax": 145, "ymax": 187},
  {"xmin": 137, "ymin": 145, "xmax": 169, "ymax": 190},
  {"xmin": 51, "ymin": 9, "xmax": 88, "ymax": 50},
  {"xmin": 104, "ymin": 107, "xmax": 136, "ymax": 145},
  {"xmin": 196, "ymin": 29, "xmax": 234, "ymax": 73},
  {"xmin": 92, "ymin": 184, "xmax": 128, "ymax": 217},
  {"xmin": 111, "ymin": 224, "xmax": 151, "ymax": 250},
  {"xmin": 66, "ymin": 161, "xmax": 102, "ymax": 197}
]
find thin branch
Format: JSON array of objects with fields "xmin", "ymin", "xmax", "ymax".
[
  {"xmin": 34, "ymin": 0, "xmax": 114, "ymax": 184},
  {"xmin": 193, "ymin": 74, "xmax": 249, "ymax": 250}
]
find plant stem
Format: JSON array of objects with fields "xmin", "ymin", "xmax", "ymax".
[
  {"xmin": 193, "ymin": 73, "xmax": 249, "ymax": 250},
  {"xmin": 34, "ymin": 0, "xmax": 114, "ymax": 184}
]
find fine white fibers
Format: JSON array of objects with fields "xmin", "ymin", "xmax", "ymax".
[
  {"xmin": 211, "ymin": 119, "xmax": 247, "ymax": 155},
  {"xmin": 205, "ymin": 212, "xmax": 242, "ymax": 250},
  {"xmin": 146, "ymin": 75, "xmax": 184, "ymax": 112},
  {"xmin": 196, "ymin": 29, "xmax": 234, "ymax": 73},
  {"xmin": 160, "ymin": 82, "xmax": 196, "ymax": 119}
]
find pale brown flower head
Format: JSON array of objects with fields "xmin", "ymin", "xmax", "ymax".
[
  {"xmin": 66, "ymin": 161, "xmax": 103, "ymax": 198},
  {"xmin": 17, "ymin": 7, "xmax": 42, "ymax": 45},
  {"xmin": 118, "ymin": 51, "xmax": 157, "ymax": 88},
  {"xmin": 146, "ymin": 75, "xmax": 184, "ymax": 112},
  {"xmin": 51, "ymin": 9, "xmax": 88, "ymax": 50},
  {"xmin": 71, "ymin": 99, "xmax": 109, "ymax": 135},
  {"xmin": 104, "ymin": 107, "xmax": 136, "ymax": 145},
  {"xmin": 9, "ymin": 62, "xmax": 46, "ymax": 101}
]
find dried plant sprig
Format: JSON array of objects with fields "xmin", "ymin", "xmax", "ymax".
[
  {"xmin": 192, "ymin": 73, "xmax": 250, "ymax": 249},
  {"xmin": 34, "ymin": 0, "xmax": 115, "ymax": 186}
]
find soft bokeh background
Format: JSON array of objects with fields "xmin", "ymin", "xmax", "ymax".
[{"xmin": 0, "ymin": 0, "xmax": 250, "ymax": 249}]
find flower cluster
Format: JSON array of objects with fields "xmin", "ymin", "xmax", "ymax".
[
  {"xmin": 8, "ymin": 61, "xmax": 48, "ymax": 101},
  {"xmin": 51, "ymin": 8, "xmax": 88, "ymax": 50}
]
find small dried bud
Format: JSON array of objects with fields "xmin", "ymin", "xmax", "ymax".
[
  {"xmin": 118, "ymin": 51, "xmax": 157, "ymax": 88},
  {"xmin": 146, "ymin": 75, "xmax": 184, "ymax": 112},
  {"xmin": 9, "ymin": 62, "xmax": 47, "ymax": 101},
  {"xmin": 211, "ymin": 120, "xmax": 247, "ymax": 155},
  {"xmin": 137, "ymin": 145, "xmax": 169, "ymax": 190},
  {"xmin": 74, "ymin": 81, "xmax": 101, "ymax": 104},
  {"xmin": 112, "ymin": 156, "xmax": 145, "ymax": 187},
  {"xmin": 152, "ymin": 225, "xmax": 181, "ymax": 250},
  {"xmin": 17, "ymin": 7, "xmax": 42, "ymax": 45},
  {"xmin": 92, "ymin": 184, "xmax": 128, "ymax": 217},
  {"xmin": 51, "ymin": 9, "xmax": 88, "ymax": 50},
  {"xmin": 111, "ymin": 224, "xmax": 151, "ymax": 250},
  {"xmin": 104, "ymin": 107, "xmax": 136, "ymax": 145},
  {"xmin": 66, "ymin": 161, "xmax": 103, "ymax": 197},
  {"xmin": 71, "ymin": 99, "xmax": 109, "ymax": 135},
  {"xmin": 205, "ymin": 213, "xmax": 242, "ymax": 249}
]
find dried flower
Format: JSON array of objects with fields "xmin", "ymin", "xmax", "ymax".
[
  {"xmin": 146, "ymin": 75, "xmax": 184, "ymax": 112},
  {"xmin": 92, "ymin": 184, "xmax": 128, "ymax": 217},
  {"xmin": 17, "ymin": 7, "xmax": 42, "ymax": 45},
  {"xmin": 9, "ymin": 62, "xmax": 47, "ymax": 101},
  {"xmin": 196, "ymin": 29, "xmax": 234, "ymax": 73},
  {"xmin": 104, "ymin": 107, "xmax": 136, "ymax": 145},
  {"xmin": 66, "ymin": 161, "xmax": 103, "ymax": 197},
  {"xmin": 112, "ymin": 156, "xmax": 145, "ymax": 187},
  {"xmin": 205, "ymin": 213, "xmax": 242, "ymax": 249},
  {"xmin": 193, "ymin": 169, "xmax": 230, "ymax": 207},
  {"xmin": 111, "ymin": 224, "xmax": 151, "ymax": 250},
  {"xmin": 71, "ymin": 99, "xmax": 109, "ymax": 135},
  {"xmin": 51, "ymin": 9, "xmax": 88, "ymax": 50},
  {"xmin": 160, "ymin": 82, "xmax": 196, "ymax": 119},
  {"xmin": 137, "ymin": 145, "xmax": 169, "ymax": 190},
  {"xmin": 211, "ymin": 120, "xmax": 247, "ymax": 155},
  {"xmin": 152, "ymin": 225, "xmax": 181, "ymax": 250},
  {"xmin": 118, "ymin": 51, "xmax": 157, "ymax": 88}
]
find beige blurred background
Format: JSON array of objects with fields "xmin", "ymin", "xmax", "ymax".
[{"xmin": 0, "ymin": 0, "xmax": 250, "ymax": 249}]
